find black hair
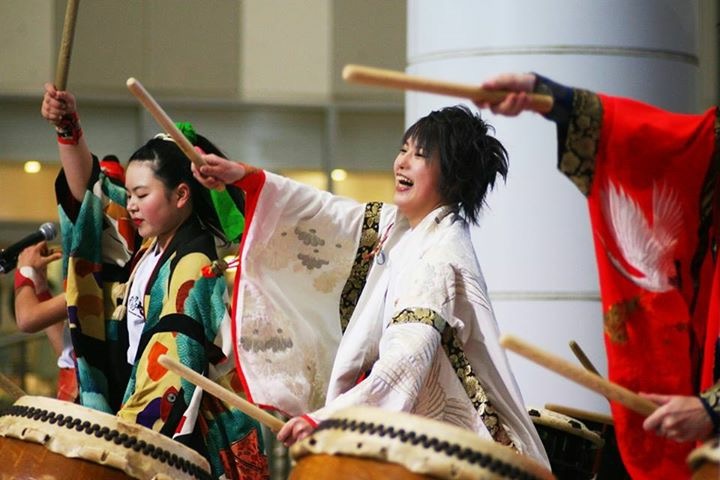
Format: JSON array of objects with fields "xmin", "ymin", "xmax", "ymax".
[
  {"xmin": 401, "ymin": 105, "xmax": 509, "ymax": 225},
  {"xmin": 128, "ymin": 133, "xmax": 229, "ymax": 243}
]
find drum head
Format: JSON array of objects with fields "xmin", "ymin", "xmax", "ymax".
[
  {"xmin": 528, "ymin": 407, "xmax": 604, "ymax": 448},
  {"xmin": 0, "ymin": 396, "xmax": 211, "ymax": 480},
  {"xmin": 544, "ymin": 404, "xmax": 613, "ymax": 428},
  {"xmin": 291, "ymin": 406, "xmax": 554, "ymax": 480},
  {"xmin": 688, "ymin": 438, "xmax": 720, "ymax": 471}
]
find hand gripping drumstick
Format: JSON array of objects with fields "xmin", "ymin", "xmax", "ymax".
[
  {"xmin": 342, "ymin": 64, "xmax": 554, "ymax": 114},
  {"xmin": 126, "ymin": 78, "xmax": 205, "ymax": 168},
  {"xmin": 569, "ymin": 340, "xmax": 602, "ymax": 376},
  {"xmin": 499, "ymin": 334, "xmax": 657, "ymax": 417},
  {"xmin": 157, "ymin": 354, "xmax": 285, "ymax": 432},
  {"xmin": 55, "ymin": 0, "xmax": 80, "ymax": 90}
]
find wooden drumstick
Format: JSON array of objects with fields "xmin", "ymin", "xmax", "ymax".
[
  {"xmin": 569, "ymin": 340, "xmax": 601, "ymax": 376},
  {"xmin": 157, "ymin": 354, "xmax": 285, "ymax": 432},
  {"xmin": 544, "ymin": 403, "xmax": 614, "ymax": 426},
  {"xmin": 55, "ymin": 0, "xmax": 80, "ymax": 90},
  {"xmin": 0, "ymin": 371, "xmax": 26, "ymax": 402},
  {"xmin": 499, "ymin": 334, "xmax": 657, "ymax": 417},
  {"xmin": 126, "ymin": 78, "xmax": 205, "ymax": 168},
  {"xmin": 342, "ymin": 64, "xmax": 554, "ymax": 114}
]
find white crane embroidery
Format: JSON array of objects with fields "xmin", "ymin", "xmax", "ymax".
[{"xmin": 601, "ymin": 182, "xmax": 684, "ymax": 293}]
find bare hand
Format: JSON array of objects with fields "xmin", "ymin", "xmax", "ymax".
[
  {"xmin": 476, "ymin": 73, "xmax": 537, "ymax": 116},
  {"xmin": 276, "ymin": 416, "xmax": 315, "ymax": 448},
  {"xmin": 641, "ymin": 393, "xmax": 714, "ymax": 442},
  {"xmin": 17, "ymin": 242, "xmax": 62, "ymax": 272},
  {"xmin": 191, "ymin": 153, "xmax": 251, "ymax": 188},
  {"xmin": 41, "ymin": 83, "xmax": 77, "ymax": 126}
]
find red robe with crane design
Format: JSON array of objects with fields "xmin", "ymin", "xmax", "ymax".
[{"xmin": 536, "ymin": 75, "xmax": 719, "ymax": 479}]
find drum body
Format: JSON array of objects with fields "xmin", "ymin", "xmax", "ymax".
[
  {"xmin": 688, "ymin": 438, "xmax": 719, "ymax": 480},
  {"xmin": 0, "ymin": 396, "xmax": 211, "ymax": 480},
  {"xmin": 528, "ymin": 407, "xmax": 603, "ymax": 480},
  {"xmin": 544, "ymin": 404, "xmax": 630, "ymax": 479},
  {"xmin": 289, "ymin": 406, "xmax": 555, "ymax": 480}
]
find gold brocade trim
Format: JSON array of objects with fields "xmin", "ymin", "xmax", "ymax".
[
  {"xmin": 338, "ymin": 202, "xmax": 382, "ymax": 333},
  {"xmin": 559, "ymin": 89, "xmax": 603, "ymax": 196},
  {"xmin": 700, "ymin": 381, "xmax": 720, "ymax": 417},
  {"xmin": 391, "ymin": 308, "xmax": 446, "ymax": 332},
  {"xmin": 442, "ymin": 328, "xmax": 515, "ymax": 448},
  {"xmin": 603, "ymin": 297, "xmax": 640, "ymax": 344},
  {"xmin": 390, "ymin": 307, "xmax": 514, "ymax": 448}
]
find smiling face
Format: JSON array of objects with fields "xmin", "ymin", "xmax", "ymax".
[
  {"xmin": 125, "ymin": 160, "xmax": 191, "ymax": 250},
  {"xmin": 393, "ymin": 137, "xmax": 446, "ymax": 227}
]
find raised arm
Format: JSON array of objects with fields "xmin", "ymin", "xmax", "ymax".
[{"xmin": 41, "ymin": 83, "xmax": 93, "ymax": 201}]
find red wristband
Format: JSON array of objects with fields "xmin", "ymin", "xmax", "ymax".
[
  {"xmin": 14, "ymin": 268, "xmax": 35, "ymax": 291},
  {"xmin": 301, "ymin": 414, "xmax": 319, "ymax": 428},
  {"xmin": 56, "ymin": 112, "xmax": 83, "ymax": 145}
]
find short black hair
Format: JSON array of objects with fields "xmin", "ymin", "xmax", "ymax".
[{"xmin": 402, "ymin": 105, "xmax": 508, "ymax": 224}]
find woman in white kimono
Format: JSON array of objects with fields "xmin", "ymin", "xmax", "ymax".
[{"xmin": 193, "ymin": 105, "xmax": 549, "ymax": 466}]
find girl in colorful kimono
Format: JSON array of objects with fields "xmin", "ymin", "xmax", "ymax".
[
  {"xmin": 41, "ymin": 84, "xmax": 268, "ymax": 479},
  {"xmin": 192, "ymin": 105, "xmax": 549, "ymax": 467}
]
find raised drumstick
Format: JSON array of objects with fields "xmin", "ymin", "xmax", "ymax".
[
  {"xmin": 569, "ymin": 340, "xmax": 601, "ymax": 376},
  {"xmin": 126, "ymin": 78, "xmax": 204, "ymax": 168},
  {"xmin": 157, "ymin": 354, "xmax": 285, "ymax": 432},
  {"xmin": 55, "ymin": 0, "xmax": 80, "ymax": 90},
  {"xmin": 499, "ymin": 334, "xmax": 657, "ymax": 417},
  {"xmin": 342, "ymin": 64, "xmax": 554, "ymax": 114}
]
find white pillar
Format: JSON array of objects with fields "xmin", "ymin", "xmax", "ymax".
[{"xmin": 406, "ymin": 0, "xmax": 700, "ymax": 413}]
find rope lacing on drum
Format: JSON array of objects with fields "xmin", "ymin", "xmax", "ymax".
[
  {"xmin": 315, "ymin": 417, "xmax": 544, "ymax": 480},
  {"xmin": 0, "ymin": 405, "xmax": 212, "ymax": 480}
]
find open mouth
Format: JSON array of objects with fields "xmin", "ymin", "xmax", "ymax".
[{"xmin": 396, "ymin": 174, "xmax": 414, "ymax": 188}]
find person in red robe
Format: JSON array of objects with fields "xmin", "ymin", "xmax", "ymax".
[{"xmin": 478, "ymin": 73, "xmax": 719, "ymax": 480}]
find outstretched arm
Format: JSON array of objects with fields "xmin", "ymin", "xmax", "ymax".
[
  {"xmin": 476, "ymin": 73, "xmax": 537, "ymax": 116},
  {"xmin": 192, "ymin": 153, "xmax": 258, "ymax": 189},
  {"xmin": 41, "ymin": 83, "xmax": 93, "ymax": 201}
]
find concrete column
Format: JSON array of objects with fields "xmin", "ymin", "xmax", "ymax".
[{"xmin": 407, "ymin": 0, "xmax": 700, "ymax": 412}]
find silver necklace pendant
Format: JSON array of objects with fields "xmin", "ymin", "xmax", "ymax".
[{"xmin": 375, "ymin": 250, "xmax": 386, "ymax": 265}]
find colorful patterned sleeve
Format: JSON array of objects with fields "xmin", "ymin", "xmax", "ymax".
[{"xmin": 55, "ymin": 156, "xmax": 136, "ymax": 413}]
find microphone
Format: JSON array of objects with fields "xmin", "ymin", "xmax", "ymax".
[{"xmin": 0, "ymin": 222, "xmax": 58, "ymax": 274}]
